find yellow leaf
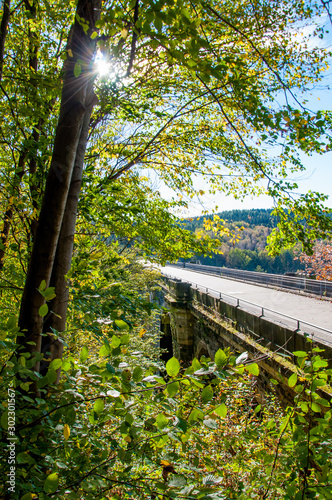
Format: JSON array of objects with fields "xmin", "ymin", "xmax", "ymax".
[
  {"xmin": 139, "ymin": 328, "xmax": 146, "ymax": 337},
  {"xmin": 68, "ymin": 49, "xmax": 73, "ymax": 57},
  {"xmin": 64, "ymin": 424, "xmax": 70, "ymax": 440}
]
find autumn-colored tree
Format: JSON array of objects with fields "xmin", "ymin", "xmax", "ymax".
[{"xmin": 300, "ymin": 240, "xmax": 332, "ymax": 280}]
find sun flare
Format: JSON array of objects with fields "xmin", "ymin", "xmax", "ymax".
[{"xmin": 95, "ymin": 56, "xmax": 112, "ymax": 77}]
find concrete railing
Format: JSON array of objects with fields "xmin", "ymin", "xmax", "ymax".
[{"xmin": 168, "ymin": 262, "xmax": 332, "ymax": 298}]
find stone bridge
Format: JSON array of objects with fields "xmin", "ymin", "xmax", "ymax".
[{"xmin": 160, "ymin": 277, "xmax": 332, "ymax": 405}]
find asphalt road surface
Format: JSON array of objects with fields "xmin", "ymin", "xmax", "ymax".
[{"xmin": 160, "ymin": 265, "xmax": 332, "ymax": 346}]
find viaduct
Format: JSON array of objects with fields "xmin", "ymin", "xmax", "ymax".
[{"xmin": 159, "ymin": 266, "xmax": 332, "ymax": 405}]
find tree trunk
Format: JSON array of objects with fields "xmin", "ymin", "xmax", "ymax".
[
  {"xmin": 40, "ymin": 84, "xmax": 97, "ymax": 376},
  {"xmin": 0, "ymin": 0, "xmax": 10, "ymax": 81},
  {"xmin": 18, "ymin": 0, "xmax": 102, "ymax": 371},
  {"xmin": 0, "ymin": 151, "xmax": 26, "ymax": 272}
]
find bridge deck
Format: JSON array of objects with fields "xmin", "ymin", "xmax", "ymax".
[{"xmin": 161, "ymin": 266, "xmax": 332, "ymax": 346}]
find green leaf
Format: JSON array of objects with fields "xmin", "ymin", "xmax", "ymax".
[
  {"xmin": 310, "ymin": 402, "xmax": 322, "ymax": 413},
  {"xmin": 120, "ymin": 333, "xmax": 130, "ymax": 344},
  {"xmin": 93, "ymin": 398, "xmax": 104, "ymax": 414},
  {"xmin": 201, "ymin": 385, "xmax": 213, "ymax": 403},
  {"xmin": 166, "ymin": 357, "xmax": 180, "ymax": 377},
  {"xmin": 80, "ymin": 345, "xmax": 89, "ymax": 362},
  {"xmin": 114, "ymin": 319, "xmax": 129, "ymax": 330},
  {"xmin": 167, "ymin": 381, "xmax": 179, "ymax": 397},
  {"xmin": 214, "ymin": 403, "xmax": 227, "ymax": 418},
  {"xmin": 99, "ymin": 343, "xmax": 110, "ymax": 356},
  {"xmin": 17, "ymin": 452, "xmax": 32, "ymax": 464},
  {"xmin": 133, "ymin": 366, "xmax": 143, "ymax": 382},
  {"xmin": 74, "ymin": 63, "xmax": 81, "ymax": 77},
  {"xmin": 7, "ymin": 316, "xmax": 17, "ymax": 330},
  {"xmin": 288, "ymin": 373, "xmax": 297, "ymax": 388},
  {"xmin": 214, "ymin": 348, "xmax": 227, "ymax": 368},
  {"xmin": 312, "ymin": 347, "xmax": 325, "ymax": 353},
  {"xmin": 111, "ymin": 335, "xmax": 121, "ymax": 348},
  {"xmin": 313, "ymin": 359, "xmax": 328, "ymax": 370},
  {"xmin": 66, "ymin": 407, "xmax": 76, "ymax": 424},
  {"xmin": 39, "ymin": 280, "xmax": 47, "ymax": 291},
  {"xmin": 43, "ymin": 287, "xmax": 56, "ymax": 300},
  {"xmin": 245, "ymin": 363, "xmax": 259, "ymax": 376},
  {"xmin": 314, "ymin": 398, "xmax": 330, "ymax": 407},
  {"xmin": 188, "ymin": 408, "xmax": 204, "ymax": 424},
  {"xmin": 175, "ymin": 417, "xmax": 188, "ymax": 433},
  {"xmin": 49, "ymin": 358, "xmax": 62, "ymax": 370},
  {"xmin": 21, "ymin": 494, "xmax": 34, "ymax": 500},
  {"xmin": 1, "ymin": 411, "xmax": 8, "ymax": 430},
  {"xmin": 156, "ymin": 413, "xmax": 168, "ymax": 429},
  {"xmin": 38, "ymin": 304, "xmax": 48, "ymax": 317},
  {"xmin": 62, "ymin": 360, "xmax": 71, "ymax": 371},
  {"xmin": 254, "ymin": 404, "xmax": 261, "ymax": 413},
  {"xmin": 44, "ymin": 473, "xmax": 59, "ymax": 494},
  {"xmin": 90, "ymin": 31, "xmax": 98, "ymax": 39},
  {"xmin": 154, "ymin": 16, "xmax": 162, "ymax": 32},
  {"xmin": 300, "ymin": 402, "xmax": 309, "ymax": 413},
  {"xmin": 293, "ymin": 351, "xmax": 308, "ymax": 357},
  {"xmin": 37, "ymin": 368, "xmax": 58, "ymax": 388},
  {"xmin": 190, "ymin": 377, "xmax": 204, "ymax": 389},
  {"xmin": 106, "ymin": 363, "xmax": 115, "ymax": 374}
]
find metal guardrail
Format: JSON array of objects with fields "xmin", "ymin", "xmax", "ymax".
[
  {"xmin": 168, "ymin": 262, "xmax": 332, "ymax": 298},
  {"xmin": 162, "ymin": 272, "xmax": 332, "ymax": 347}
]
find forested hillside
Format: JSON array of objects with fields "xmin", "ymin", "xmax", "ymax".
[{"xmin": 183, "ymin": 209, "xmax": 305, "ymax": 274}]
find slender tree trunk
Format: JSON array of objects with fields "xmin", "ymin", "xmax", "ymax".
[
  {"xmin": 0, "ymin": 0, "xmax": 48, "ymax": 270},
  {"xmin": 18, "ymin": 0, "xmax": 102, "ymax": 369},
  {"xmin": 0, "ymin": 151, "xmax": 26, "ymax": 272},
  {"xmin": 28, "ymin": 120, "xmax": 44, "ymax": 242},
  {"xmin": 0, "ymin": 102, "xmax": 56, "ymax": 273},
  {"xmin": 0, "ymin": 0, "xmax": 10, "ymax": 81},
  {"xmin": 40, "ymin": 84, "xmax": 97, "ymax": 376}
]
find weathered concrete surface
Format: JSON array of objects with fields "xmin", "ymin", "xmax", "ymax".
[{"xmin": 163, "ymin": 281, "xmax": 194, "ymax": 364}]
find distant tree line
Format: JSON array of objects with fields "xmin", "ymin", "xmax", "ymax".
[
  {"xmin": 182, "ymin": 209, "xmax": 305, "ymax": 274},
  {"xmin": 184, "ymin": 208, "xmax": 280, "ymax": 231}
]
